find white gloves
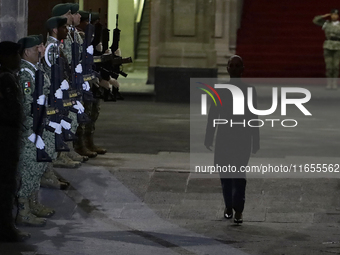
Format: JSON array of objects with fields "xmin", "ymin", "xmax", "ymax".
[
  {"xmin": 54, "ymin": 88, "xmax": 63, "ymax": 99},
  {"xmin": 87, "ymin": 45, "xmax": 94, "ymax": 55},
  {"xmin": 37, "ymin": 95, "xmax": 46, "ymax": 106},
  {"xmin": 75, "ymin": 64, "xmax": 83, "ymax": 74},
  {"xmin": 28, "ymin": 133, "xmax": 45, "ymax": 149},
  {"xmin": 114, "ymin": 48, "xmax": 121, "ymax": 57},
  {"xmin": 61, "ymin": 119, "xmax": 71, "ymax": 130},
  {"xmin": 109, "ymin": 77, "xmax": 120, "ymax": 88},
  {"xmin": 60, "ymin": 80, "xmax": 69, "ymax": 90},
  {"xmin": 96, "ymin": 42, "xmax": 103, "ymax": 53},
  {"xmin": 99, "ymin": 79, "xmax": 110, "ymax": 89},
  {"xmin": 73, "ymin": 101, "xmax": 84, "ymax": 114},
  {"xmin": 82, "ymin": 81, "xmax": 91, "ymax": 91},
  {"xmin": 49, "ymin": 121, "xmax": 62, "ymax": 134}
]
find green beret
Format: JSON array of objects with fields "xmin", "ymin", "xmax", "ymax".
[
  {"xmin": 46, "ymin": 16, "xmax": 68, "ymax": 30},
  {"xmin": 28, "ymin": 34, "xmax": 43, "ymax": 45},
  {"xmin": 79, "ymin": 10, "xmax": 89, "ymax": 21},
  {"xmin": 90, "ymin": 12, "xmax": 100, "ymax": 23},
  {"xmin": 52, "ymin": 3, "xmax": 71, "ymax": 16},
  {"xmin": 17, "ymin": 36, "xmax": 40, "ymax": 50},
  {"xmin": 69, "ymin": 3, "xmax": 79, "ymax": 14},
  {"xmin": 0, "ymin": 41, "xmax": 21, "ymax": 56}
]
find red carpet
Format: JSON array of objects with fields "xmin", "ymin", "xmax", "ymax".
[{"xmin": 236, "ymin": 0, "xmax": 340, "ymax": 78}]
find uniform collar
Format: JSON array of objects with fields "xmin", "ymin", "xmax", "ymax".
[{"xmin": 21, "ymin": 59, "xmax": 37, "ymax": 70}]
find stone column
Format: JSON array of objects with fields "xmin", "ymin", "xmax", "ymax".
[
  {"xmin": 0, "ymin": 0, "xmax": 27, "ymax": 42},
  {"xmin": 150, "ymin": 0, "xmax": 217, "ymax": 102},
  {"xmin": 214, "ymin": 0, "xmax": 234, "ymax": 77}
]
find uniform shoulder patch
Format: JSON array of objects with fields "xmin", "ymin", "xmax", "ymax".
[
  {"xmin": 24, "ymin": 88, "xmax": 32, "ymax": 95},
  {"xmin": 21, "ymin": 80, "xmax": 32, "ymax": 95}
]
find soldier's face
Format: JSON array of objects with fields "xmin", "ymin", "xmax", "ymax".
[
  {"xmin": 37, "ymin": 43, "xmax": 46, "ymax": 56},
  {"xmin": 227, "ymin": 58, "xmax": 244, "ymax": 78},
  {"xmin": 63, "ymin": 10, "xmax": 73, "ymax": 25},
  {"xmin": 331, "ymin": 13, "xmax": 339, "ymax": 21},
  {"xmin": 32, "ymin": 46, "xmax": 39, "ymax": 63},
  {"xmin": 57, "ymin": 25, "xmax": 69, "ymax": 40},
  {"xmin": 72, "ymin": 12, "xmax": 81, "ymax": 26}
]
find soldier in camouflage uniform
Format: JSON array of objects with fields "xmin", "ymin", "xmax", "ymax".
[
  {"xmin": 313, "ymin": 9, "xmax": 340, "ymax": 89},
  {"xmin": 32, "ymin": 35, "xmax": 70, "ymax": 190},
  {"xmin": 0, "ymin": 41, "xmax": 31, "ymax": 242},
  {"xmin": 52, "ymin": 3, "xmax": 89, "ymax": 164},
  {"xmin": 43, "ymin": 15, "xmax": 81, "ymax": 168},
  {"xmin": 74, "ymin": 11, "xmax": 107, "ymax": 157},
  {"xmin": 16, "ymin": 36, "xmax": 57, "ymax": 227}
]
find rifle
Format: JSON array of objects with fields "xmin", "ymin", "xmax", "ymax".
[
  {"xmin": 98, "ymin": 14, "xmax": 133, "ymax": 101},
  {"xmin": 55, "ymin": 45, "xmax": 76, "ymax": 142},
  {"xmin": 47, "ymin": 43, "xmax": 71, "ymax": 151},
  {"xmin": 102, "ymin": 14, "xmax": 110, "ymax": 53},
  {"xmin": 31, "ymin": 52, "xmax": 52, "ymax": 162},
  {"xmin": 70, "ymin": 25, "xmax": 91, "ymax": 124}
]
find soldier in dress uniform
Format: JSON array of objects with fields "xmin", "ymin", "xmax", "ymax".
[
  {"xmin": 313, "ymin": 9, "xmax": 340, "ymax": 89},
  {"xmin": 15, "ymin": 36, "xmax": 58, "ymax": 227},
  {"xmin": 33, "ymin": 35, "xmax": 70, "ymax": 190},
  {"xmin": 0, "ymin": 41, "xmax": 31, "ymax": 241},
  {"xmin": 43, "ymin": 15, "xmax": 82, "ymax": 168},
  {"xmin": 74, "ymin": 10, "xmax": 108, "ymax": 158},
  {"xmin": 50, "ymin": 3, "xmax": 85, "ymax": 167}
]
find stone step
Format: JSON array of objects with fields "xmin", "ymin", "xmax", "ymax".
[
  {"xmin": 137, "ymin": 42, "xmax": 148, "ymax": 50},
  {"xmin": 136, "ymin": 51, "xmax": 148, "ymax": 58},
  {"xmin": 139, "ymin": 37, "xmax": 149, "ymax": 43}
]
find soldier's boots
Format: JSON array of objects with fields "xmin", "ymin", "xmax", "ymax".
[
  {"xmin": 40, "ymin": 166, "xmax": 69, "ymax": 190},
  {"xmin": 53, "ymin": 152, "xmax": 82, "ymax": 168},
  {"xmin": 85, "ymin": 132, "xmax": 107, "ymax": 155},
  {"xmin": 66, "ymin": 141, "xmax": 89, "ymax": 162},
  {"xmin": 326, "ymin": 78, "xmax": 333, "ymax": 89},
  {"xmin": 332, "ymin": 78, "xmax": 338, "ymax": 90},
  {"xmin": 74, "ymin": 133, "xmax": 98, "ymax": 158},
  {"xmin": 29, "ymin": 191, "xmax": 55, "ymax": 218},
  {"xmin": 16, "ymin": 197, "xmax": 47, "ymax": 227}
]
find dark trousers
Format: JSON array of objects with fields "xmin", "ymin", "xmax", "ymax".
[{"xmin": 220, "ymin": 177, "xmax": 246, "ymax": 213}]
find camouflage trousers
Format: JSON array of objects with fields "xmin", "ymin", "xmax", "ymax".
[
  {"xmin": 17, "ymin": 130, "xmax": 56, "ymax": 198},
  {"xmin": 69, "ymin": 111, "xmax": 78, "ymax": 134},
  {"xmin": 76, "ymin": 99, "xmax": 101, "ymax": 135},
  {"xmin": 324, "ymin": 49, "xmax": 340, "ymax": 78}
]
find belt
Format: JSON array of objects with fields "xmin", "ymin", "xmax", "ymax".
[{"xmin": 329, "ymin": 37, "xmax": 340, "ymax": 41}]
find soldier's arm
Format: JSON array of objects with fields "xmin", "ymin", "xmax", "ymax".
[
  {"xmin": 313, "ymin": 14, "xmax": 330, "ymax": 26},
  {"xmin": 19, "ymin": 74, "xmax": 34, "ymax": 130}
]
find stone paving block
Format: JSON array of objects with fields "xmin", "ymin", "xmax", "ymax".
[
  {"xmin": 148, "ymin": 204, "xmax": 173, "ymax": 219},
  {"xmin": 180, "ymin": 199, "xmax": 221, "ymax": 208},
  {"xmin": 147, "ymin": 171, "xmax": 189, "ymax": 192},
  {"xmin": 182, "ymin": 192, "xmax": 224, "ymax": 203},
  {"xmin": 243, "ymin": 209, "xmax": 266, "ymax": 222},
  {"xmin": 143, "ymin": 191, "xmax": 184, "ymax": 204},
  {"xmin": 266, "ymin": 212, "xmax": 314, "ymax": 223},
  {"xmin": 186, "ymin": 178, "xmax": 222, "ymax": 193},
  {"xmin": 313, "ymin": 212, "xmax": 340, "ymax": 223},
  {"xmin": 112, "ymin": 169, "xmax": 152, "ymax": 199},
  {"xmin": 169, "ymin": 204, "xmax": 220, "ymax": 220},
  {"xmin": 119, "ymin": 203, "xmax": 159, "ymax": 219}
]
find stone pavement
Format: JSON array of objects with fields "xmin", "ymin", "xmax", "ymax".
[{"xmin": 1, "ymin": 79, "xmax": 340, "ymax": 255}]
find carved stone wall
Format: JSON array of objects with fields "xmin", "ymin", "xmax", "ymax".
[
  {"xmin": 150, "ymin": 0, "xmax": 216, "ymax": 69},
  {"xmin": 149, "ymin": 0, "xmax": 243, "ymax": 81},
  {"xmin": 0, "ymin": 0, "xmax": 28, "ymax": 42}
]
